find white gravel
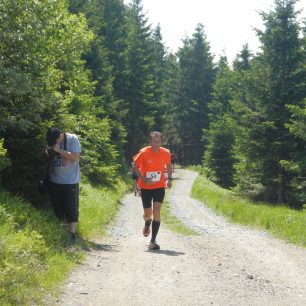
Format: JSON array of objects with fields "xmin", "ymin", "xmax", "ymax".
[{"xmin": 51, "ymin": 169, "xmax": 306, "ymax": 306}]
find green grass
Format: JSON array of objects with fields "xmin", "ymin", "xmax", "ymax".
[
  {"xmin": 161, "ymin": 187, "xmax": 198, "ymax": 236},
  {"xmin": 191, "ymin": 175, "xmax": 306, "ymax": 247},
  {"xmin": 0, "ymin": 180, "xmax": 127, "ymax": 305},
  {"xmin": 78, "ymin": 181, "xmax": 126, "ymax": 238}
]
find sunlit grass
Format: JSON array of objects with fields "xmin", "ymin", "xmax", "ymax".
[
  {"xmin": 0, "ymin": 180, "xmax": 127, "ymax": 305},
  {"xmin": 161, "ymin": 184, "xmax": 198, "ymax": 236},
  {"xmin": 191, "ymin": 175, "xmax": 306, "ymax": 247},
  {"xmin": 0, "ymin": 190, "xmax": 79, "ymax": 305},
  {"xmin": 78, "ymin": 181, "xmax": 126, "ymax": 238}
]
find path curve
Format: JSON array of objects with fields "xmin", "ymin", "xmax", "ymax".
[{"xmin": 52, "ymin": 169, "xmax": 306, "ymax": 306}]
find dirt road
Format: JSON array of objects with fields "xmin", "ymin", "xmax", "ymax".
[{"xmin": 53, "ymin": 169, "xmax": 306, "ymax": 306}]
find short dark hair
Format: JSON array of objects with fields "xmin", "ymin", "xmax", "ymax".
[
  {"xmin": 47, "ymin": 127, "xmax": 61, "ymax": 146},
  {"xmin": 149, "ymin": 131, "xmax": 162, "ymax": 141}
]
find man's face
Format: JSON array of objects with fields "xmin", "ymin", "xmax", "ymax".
[
  {"xmin": 150, "ymin": 135, "xmax": 162, "ymax": 150},
  {"xmin": 56, "ymin": 133, "xmax": 64, "ymax": 144}
]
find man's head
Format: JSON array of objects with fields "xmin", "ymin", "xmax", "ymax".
[
  {"xmin": 47, "ymin": 127, "xmax": 63, "ymax": 146},
  {"xmin": 149, "ymin": 131, "xmax": 162, "ymax": 150}
]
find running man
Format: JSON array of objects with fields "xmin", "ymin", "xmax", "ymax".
[{"xmin": 132, "ymin": 131, "xmax": 172, "ymax": 250}]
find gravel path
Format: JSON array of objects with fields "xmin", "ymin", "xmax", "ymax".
[{"xmin": 52, "ymin": 169, "xmax": 306, "ymax": 306}]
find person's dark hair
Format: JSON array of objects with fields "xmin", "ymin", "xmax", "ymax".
[
  {"xmin": 47, "ymin": 127, "xmax": 61, "ymax": 146},
  {"xmin": 149, "ymin": 131, "xmax": 162, "ymax": 141}
]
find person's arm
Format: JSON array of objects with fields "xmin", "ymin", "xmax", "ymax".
[
  {"xmin": 132, "ymin": 165, "xmax": 153, "ymax": 185},
  {"xmin": 166, "ymin": 163, "xmax": 172, "ymax": 188},
  {"xmin": 52, "ymin": 143, "xmax": 80, "ymax": 161}
]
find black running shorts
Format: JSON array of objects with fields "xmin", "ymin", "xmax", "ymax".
[
  {"xmin": 141, "ymin": 188, "xmax": 165, "ymax": 209},
  {"xmin": 48, "ymin": 182, "xmax": 79, "ymax": 222}
]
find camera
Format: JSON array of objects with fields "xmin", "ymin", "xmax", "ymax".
[{"xmin": 47, "ymin": 147, "xmax": 59, "ymax": 158}]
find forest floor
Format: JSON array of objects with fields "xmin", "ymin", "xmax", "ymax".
[{"xmin": 47, "ymin": 169, "xmax": 306, "ymax": 306}]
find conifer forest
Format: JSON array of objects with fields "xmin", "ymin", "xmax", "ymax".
[{"xmin": 0, "ymin": 0, "xmax": 305, "ymax": 208}]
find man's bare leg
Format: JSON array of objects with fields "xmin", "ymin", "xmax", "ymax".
[{"xmin": 143, "ymin": 207, "xmax": 152, "ymax": 236}]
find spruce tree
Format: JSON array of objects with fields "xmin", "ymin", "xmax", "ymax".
[
  {"xmin": 150, "ymin": 25, "xmax": 167, "ymax": 130},
  {"xmin": 203, "ymin": 56, "xmax": 237, "ymax": 187},
  {"xmin": 124, "ymin": 0, "xmax": 157, "ymax": 159},
  {"xmin": 231, "ymin": 0, "xmax": 304, "ymax": 205},
  {"xmin": 175, "ymin": 24, "xmax": 215, "ymax": 164},
  {"xmin": 68, "ymin": 0, "xmax": 127, "ymax": 162}
]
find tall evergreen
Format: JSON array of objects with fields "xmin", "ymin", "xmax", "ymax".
[
  {"xmin": 203, "ymin": 56, "xmax": 237, "ymax": 187},
  {"xmin": 231, "ymin": 0, "xmax": 304, "ymax": 205},
  {"xmin": 150, "ymin": 25, "xmax": 167, "ymax": 130},
  {"xmin": 124, "ymin": 0, "xmax": 157, "ymax": 159},
  {"xmin": 161, "ymin": 53, "xmax": 181, "ymax": 158},
  {"xmin": 68, "ymin": 0, "xmax": 127, "ymax": 161},
  {"xmin": 175, "ymin": 24, "xmax": 215, "ymax": 164},
  {"xmin": 283, "ymin": 21, "xmax": 306, "ymax": 205},
  {"xmin": 233, "ymin": 44, "xmax": 251, "ymax": 72}
]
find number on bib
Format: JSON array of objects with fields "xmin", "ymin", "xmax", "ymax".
[{"xmin": 146, "ymin": 171, "xmax": 161, "ymax": 182}]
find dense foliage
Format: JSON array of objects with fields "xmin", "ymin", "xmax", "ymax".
[
  {"xmin": 0, "ymin": 0, "xmax": 305, "ymax": 207},
  {"xmin": 202, "ymin": 0, "xmax": 305, "ymax": 207}
]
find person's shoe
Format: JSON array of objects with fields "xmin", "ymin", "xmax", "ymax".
[
  {"xmin": 134, "ymin": 191, "xmax": 137, "ymax": 196},
  {"xmin": 143, "ymin": 219, "xmax": 152, "ymax": 237},
  {"xmin": 149, "ymin": 241, "xmax": 160, "ymax": 250}
]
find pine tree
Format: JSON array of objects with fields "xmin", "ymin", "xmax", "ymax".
[
  {"xmin": 124, "ymin": 0, "xmax": 157, "ymax": 159},
  {"xmin": 68, "ymin": 0, "xmax": 127, "ymax": 162},
  {"xmin": 231, "ymin": 0, "xmax": 305, "ymax": 205},
  {"xmin": 203, "ymin": 56, "xmax": 237, "ymax": 187},
  {"xmin": 233, "ymin": 44, "xmax": 251, "ymax": 72},
  {"xmin": 161, "ymin": 53, "xmax": 181, "ymax": 159},
  {"xmin": 150, "ymin": 25, "xmax": 167, "ymax": 130},
  {"xmin": 175, "ymin": 24, "xmax": 215, "ymax": 164}
]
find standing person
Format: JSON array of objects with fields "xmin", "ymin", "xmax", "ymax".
[
  {"xmin": 130, "ymin": 161, "xmax": 139, "ymax": 196},
  {"xmin": 171, "ymin": 150, "xmax": 177, "ymax": 172},
  {"xmin": 132, "ymin": 131, "xmax": 172, "ymax": 250},
  {"xmin": 46, "ymin": 127, "xmax": 81, "ymax": 241}
]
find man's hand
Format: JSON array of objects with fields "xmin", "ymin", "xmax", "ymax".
[
  {"xmin": 143, "ymin": 177, "xmax": 154, "ymax": 185},
  {"xmin": 167, "ymin": 178, "xmax": 172, "ymax": 188},
  {"xmin": 52, "ymin": 143, "xmax": 61, "ymax": 153},
  {"xmin": 50, "ymin": 143, "xmax": 80, "ymax": 161}
]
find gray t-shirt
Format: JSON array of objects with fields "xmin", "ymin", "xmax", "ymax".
[{"xmin": 50, "ymin": 133, "xmax": 81, "ymax": 184}]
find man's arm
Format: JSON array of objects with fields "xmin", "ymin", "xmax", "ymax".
[
  {"xmin": 132, "ymin": 165, "xmax": 153, "ymax": 185},
  {"xmin": 52, "ymin": 143, "xmax": 80, "ymax": 161},
  {"xmin": 166, "ymin": 163, "xmax": 172, "ymax": 188}
]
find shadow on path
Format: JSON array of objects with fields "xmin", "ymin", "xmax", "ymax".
[
  {"xmin": 68, "ymin": 237, "xmax": 119, "ymax": 253},
  {"xmin": 146, "ymin": 249, "xmax": 185, "ymax": 256}
]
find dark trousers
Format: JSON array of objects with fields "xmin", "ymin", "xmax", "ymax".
[{"xmin": 48, "ymin": 182, "xmax": 79, "ymax": 223}]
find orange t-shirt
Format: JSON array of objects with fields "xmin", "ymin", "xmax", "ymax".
[{"xmin": 133, "ymin": 146, "xmax": 171, "ymax": 189}]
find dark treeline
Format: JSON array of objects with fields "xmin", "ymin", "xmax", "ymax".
[{"xmin": 0, "ymin": 0, "xmax": 305, "ymax": 208}]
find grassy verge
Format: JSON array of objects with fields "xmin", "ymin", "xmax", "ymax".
[
  {"xmin": 78, "ymin": 181, "xmax": 126, "ymax": 238},
  {"xmin": 191, "ymin": 174, "xmax": 306, "ymax": 247},
  {"xmin": 161, "ymin": 184, "xmax": 198, "ymax": 236},
  {"xmin": 0, "ymin": 180, "xmax": 127, "ymax": 305}
]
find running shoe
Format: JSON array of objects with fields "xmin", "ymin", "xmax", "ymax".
[{"xmin": 149, "ymin": 241, "xmax": 160, "ymax": 250}]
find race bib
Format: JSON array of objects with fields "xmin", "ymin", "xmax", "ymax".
[{"xmin": 146, "ymin": 171, "xmax": 161, "ymax": 182}]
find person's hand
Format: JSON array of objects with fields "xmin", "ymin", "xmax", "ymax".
[
  {"xmin": 52, "ymin": 143, "xmax": 61, "ymax": 153},
  {"xmin": 167, "ymin": 179, "xmax": 172, "ymax": 188},
  {"xmin": 143, "ymin": 177, "xmax": 154, "ymax": 185}
]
